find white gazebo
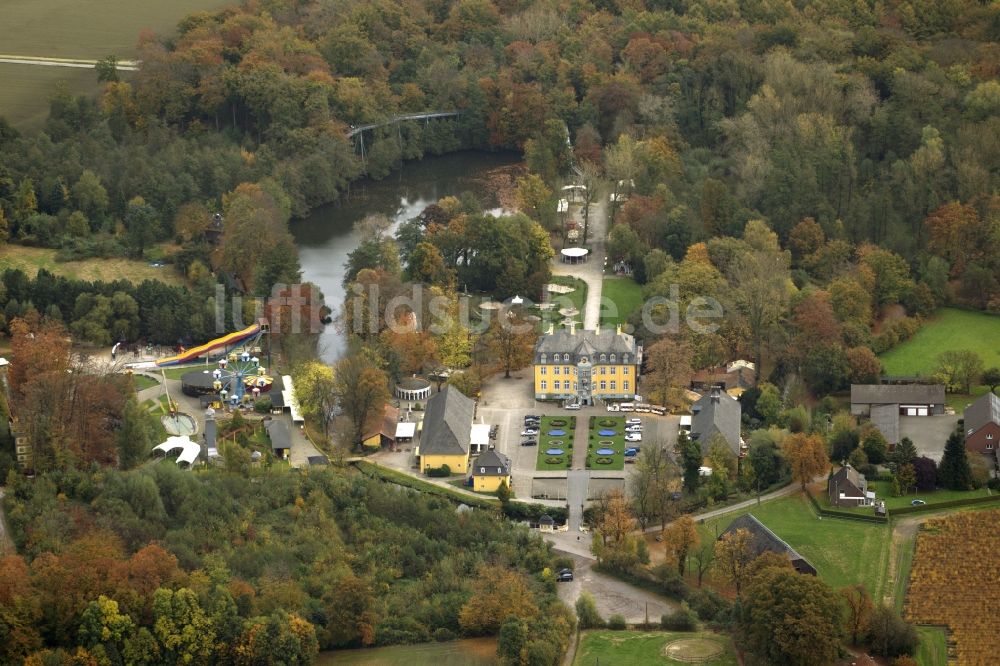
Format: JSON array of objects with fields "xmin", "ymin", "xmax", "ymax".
[
  {"xmin": 560, "ymin": 247, "xmax": 589, "ymax": 264},
  {"xmin": 152, "ymin": 435, "xmax": 201, "ymax": 467}
]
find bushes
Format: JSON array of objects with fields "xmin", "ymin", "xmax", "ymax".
[
  {"xmin": 425, "ymin": 464, "xmax": 451, "ymax": 477},
  {"xmin": 685, "ymin": 588, "xmax": 731, "ymax": 623},
  {"xmin": 867, "ymin": 605, "xmax": 918, "ymax": 658},
  {"xmin": 607, "ymin": 614, "xmax": 627, "ymax": 630},
  {"xmin": 872, "ymin": 316, "xmax": 920, "ymax": 354},
  {"xmin": 660, "ymin": 604, "xmax": 697, "ymax": 631},
  {"xmin": 575, "ymin": 592, "xmax": 604, "ymax": 629},
  {"xmin": 253, "ymin": 397, "xmax": 272, "ymax": 413}
]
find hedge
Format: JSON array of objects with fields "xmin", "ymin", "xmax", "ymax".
[
  {"xmin": 352, "ymin": 460, "xmax": 568, "ymax": 522},
  {"xmin": 888, "ymin": 493, "xmax": 1000, "ymax": 516}
]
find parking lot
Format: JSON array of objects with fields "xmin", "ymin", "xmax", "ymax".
[{"xmin": 475, "ymin": 374, "xmax": 681, "ymax": 500}]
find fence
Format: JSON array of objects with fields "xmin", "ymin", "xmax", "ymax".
[{"xmin": 804, "ymin": 489, "xmax": 888, "ymax": 523}]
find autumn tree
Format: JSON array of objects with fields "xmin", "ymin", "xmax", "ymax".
[
  {"xmin": 641, "ymin": 336, "xmax": 693, "ymax": 408},
  {"xmin": 841, "ymin": 584, "xmax": 874, "ymax": 646},
  {"xmin": 459, "ymin": 566, "xmax": 539, "ymax": 635},
  {"xmin": 486, "ymin": 312, "xmax": 537, "ymax": 378},
  {"xmin": 934, "ymin": 350, "xmax": 984, "ymax": 394},
  {"xmin": 220, "ymin": 181, "xmax": 296, "ymax": 293},
  {"xmin": 739, "ymin": 566, "xmax": 844, "ymax": 664},
  {"xmin": 629, "ymin": 443, "xmax": 679, "ymax": 530},
  {"xmin": 293, "ymin": 361, "xmax": 338, "ymax": 438},
  {"xmin": 151, "ymin": 588, "xmax": 215, "ymax": 664},
  {"xmin": 661, "ymin": 516, "xmax": 699, "ymax": 576},
  {"xmin": 782, "ymin": 433, "xmax": 828, "ymax": 490},
  {"xmin": 333, "ymin": 354, "xmax": 389, "ymax": 450},
  {"xmin": 713, "ymin": 527, "xmax": 756, "ymax": 597},
  {"xmin": 591, "ymin": 489, "xmax": 641, "ymax": 570}
]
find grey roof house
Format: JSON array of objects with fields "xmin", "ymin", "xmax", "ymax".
[
  {"xmin": 473, "ymin": 450, "xmax": 511, "ymax": 477},
  {"xmin": 691, "ymin": 386, "xmax": 742, "ymax": 456},
  {"xmin": 828, "ymin": 464, "xmax": 871, "ymax": 508},
  {"xmin": 850, "ymin": 384, "xmax": 945, "ymax": 416},
  {"xmin": 266, "ymin": 419, "xmax": 291, "ymax": 458},
  {"xmin": 418, "ymin": 386, "xmax": 475, "ymax": 470},
  {"xmin": 719, "ymin": 514, "xmax": 817, "ymax": 575}
]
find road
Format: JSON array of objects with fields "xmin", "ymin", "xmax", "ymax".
[
  {"xmin": 556, "ymin": 554, "xmax": 678, "ymax": 623},
  {"xmin": 0, "ymin": 54, "xmax": 138, "ymax": 70}
]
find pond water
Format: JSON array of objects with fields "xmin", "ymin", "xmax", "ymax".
[
  {"xmin": 292, "ymin": 151, "xmax": 521, "ymax": 364},
  {"xmin": 317, "ymin": 638, "xmax": 498, "ymax": 665}
]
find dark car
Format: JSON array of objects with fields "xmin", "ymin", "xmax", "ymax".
[
  {"xmin": 524, "ymin": 414, "xmax": 541, "ymax": 421},
  {"xmin": 556, "ymin": 568, "xmax": 573, "ymax": 582},
  {"xmin": 911, "ymin": 499, "xmax": 926, "ymax": 506},
  {"xmin": 521, "ymin": 440, "xmax": 537, "ymax": 447}
]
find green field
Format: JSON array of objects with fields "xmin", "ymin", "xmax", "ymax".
[
  {"xmin": 586, "ymin": 415, "xmax": 629, "ymax": 471},
  {"xmin": 0, "ymin": 245, "xmax": 184, "ymax": 285},
  {"xmin": 0, "ymin": 0, "xmax": 230, "ymax": 127},
  {"xmin": 535, "ymin": 415, "xmax": 575, "ymax": 471},
  {"xmin": 128, "ymin": 374, "xmax": 160, "ymax": 391},
  {"xmin": 698, "ymin": 494, "xmax": 892, "ymax": 598},
  {"xmin": 600, "ymin": 277, "xmax": 644, "ymax": 327},
  {"xmin": 819, "ymin": 480, "xmax": 994, "ymax": 514},
  {"xmin": 574, "ymin": 631, "xmax": 738, "ymax": 666},
  {"xmin": 915, "ymin": 627, "xmax": 948, "ymax": 666},
  {"xmin": 880, "ymin": 308, "xmax": 1000, "ymax": 376}
]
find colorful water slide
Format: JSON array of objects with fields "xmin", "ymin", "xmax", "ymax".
[{"xmin": 155, "ymin": 324, "xmax": 261, "ymax": 367}]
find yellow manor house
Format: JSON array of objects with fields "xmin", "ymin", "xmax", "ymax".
[{"xmin": 533, "ymin": 324, "xmax": 642, "ymax": 405}]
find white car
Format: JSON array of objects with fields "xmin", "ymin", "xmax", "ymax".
[
  {"xmin": 625, "ymin": 425, "xmax": 642, "ymax": 433},
  {"xmin": 625, "ymin": 433, "xmax": 642, "ymax": 442},
  {"xmin": 564, "ymin": 403, "xmax": 581, "ymax": 410},
  {"xmin": 625, "ymin": 418, "xmax": 642, "ymax": 425},
  {"xmin": 606, "ymin": 404, "xmax": 620, "ymax": 412},
  {"xmin": 521, "ymin": 428, "xmax": 539, "ymax": 437}
]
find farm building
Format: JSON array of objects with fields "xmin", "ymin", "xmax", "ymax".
[
  {"xmin": 964, "ymin": 392, "xmax": 1000, "ymax": 460},
  {"xmin": 362, "ymin": 404, "xmax": 399, "ymax": 449},
  {"xmin": 850, "ymin": 384, "xmax": 945, "ymax": 417},
  {"xmin": 719, "ymin": 514, "xmax": 817, "ymax": 575}
]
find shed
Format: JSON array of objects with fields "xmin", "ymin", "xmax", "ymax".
[
  {"xmin": 266, "ymin": 419, "xmax": 291, "ymax": 459},
  {"xmin": 720, "ymin": 514, "xmax": 817, "ymax": 576}
]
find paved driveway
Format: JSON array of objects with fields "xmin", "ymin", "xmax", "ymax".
[
  {"xmin": 556, "ymin": 554, "xmax": 678, "ymax": 623},
  {"xmin": 899, "ymin": 415, "xmax": 959, "ymax": 461}
]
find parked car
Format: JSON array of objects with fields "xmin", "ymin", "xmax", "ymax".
[
  {"xmin": 606, "ymin": 404, "xmax": 620, "ymax": 412},
  {"xmin": 625, "ymin": 425, "xmax": 643, "ymax": 433},
  {"xmin": 625, "ymin": 433, "xmax": 642, "ymax": 442},
  {"xmin": 625, "ymin": 448, "xmax": 638, "ymax": 456},
  {"xmin": 556, "ymin": 569, "xmax": 573, "ymax": 582},
  {"xmin": 523, "ymin": 419, "xmax": 540, "ymax": 427},
  {"xmin": 626, "ymin": 418, "xmax": 642, "ymax": 425},
  {"xmin": 911, "ymin": 499, "xmax": 927, "ymax": 506},
  {"xmin": 521, "ymin": 428, "xmax": 539, "ymax": 436},
  {"xmin": 564, "ymin": 403, "xmax": 581, "ymax": 410},
  {"xmin": 670, "ymin": 491, "xmax": 683, "ymax": 501},
  {"xmin": 521, "ymin": 440, "xmax": 537, "ymax": 447},
  {"xmin": 524, "ymin": 414, "xmax": 541, "ymax": 421}
]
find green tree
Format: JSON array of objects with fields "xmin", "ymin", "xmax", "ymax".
[
  {"xmin": 79, "ymin": 595, "xmax": 135, "ymax": 654},
  {"xmin": 934, "ymin": 350, "xmax": 984, "ymax": 394},
  {"xmin": 861, "ymin": 428, "xmax": 888, "ymax": 465},
  {"xmin": 117, "ymin": 396, "xmax": 156, "ymax": 470},
  {"xmin": 889, "ymin": 437, "xmax": 918, "ymax": 472},
  {"xmin": 96, "ymin": 55, "xmax": 120, "ymax": 83},
  {"xmin": 982, "ymin": 367, "xmax": 1000, "ymax": 394},
  {"xmin": 293, "ymin": 361, "xmax": 338, "ymax": 438},
  {"xmin": 123, "ymin": 196, "xmax": 161, "ymax": 257},
  {"xmin": 896, "ymin": 463, "xmax": 916, "ymax": 495},
  {"xmin": 679, "ymin": 431, "xmax": 701, "ymax": 493},
  {"xmin": 574, "ymin": 592, "xmax": 603, "ymax": 630},
  {"xmin": 740, "ymin": 566, "xmax": 844, "ymax": 664},
  {"xmin": 755, "ymin": 382, "xmax": 781, "ymax": 427},
  {"xmin": 151, "ymin": 588, "xmax": 215, "ymax": 664},
  {"xmin": 938, "ymin": 431, "xmax": 973, "ymax": 490},
  {"xmin": 866, "ymin": 605, "xmax": 918, "ymax": 658},
  {"xmin": 497, "ymin": 617, "xmax": 528, "ymax": 664}
]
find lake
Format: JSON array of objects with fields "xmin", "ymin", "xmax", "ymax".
[
  {"xmin": 291, "ymin": 151, "xmax": 521, "ymax": 364},
  {"xmin": 316, "ymin": 637, "xmax": 498, "ymax": 665}
]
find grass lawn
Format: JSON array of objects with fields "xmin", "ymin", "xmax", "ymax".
[
  {"xmin": 538, "ymin": 276, "xmax": 587, "ymax": 332},
  {"xmin": 535, "ymin": 415, "xmax": 576, "ymax": 471},
  {"xmin": 915, "ymin": 627, "xmax": 948, "ymax": 666},
  {"xmin": 159, "ymin": 366, "xmax": 206, "ymax": 380},
  {"xmin": 0, "ymin": 245, "xmax": 184, "ymax": 285},
  {"xmin": 0, "ymin": 63, "xmax": 99, "ymax": 129},
  {"xmin": 880, "ymin": 308, "xmax": 1000, "ymax": 376},
  {"xmin": 128, "ymin": 374, "xmax": 160, "ymax": 391},
  {"xmin": 819, "ymin": 480, "xmax": 994, "ymax": 514},
  {"xmin": 600, "ymin": 277, "xmax": 643, "ymax": 327},
  {"xmin": 586, "ymin": 415, "xmax": 629, "ymax": 471},
  {"xmin": 573, "ymin": 631, "xmax": 738, "ymax": 666},
  {"xmin": 697, "ymin": 494, "xmax": 893, "ymax": 599}
]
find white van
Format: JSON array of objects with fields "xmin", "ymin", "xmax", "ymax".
[
  {"xmin": 606, "ymin": 403, "xmax": 620, "ymax": 412},
  {"xmin": 619, "ymin": 403, "xmax": 635, "ymax": 412}
]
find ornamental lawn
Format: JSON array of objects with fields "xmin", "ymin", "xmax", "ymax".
[
  {"xmin": 587, "ymin": 415, "xmax": 629, "ymax": 471},
  {"xmin": 573, "ymin": 631, "xmax": 738, "ymax": 666},
  {"xmin": 600, "ymin": 277, "xmax": 644, "ymax": 327},
  {"xmin": 535, "ymin": 415, "xmax": 576, "ymax": 471},
  {"xmin": 697, "ymin": 494, "xmax": 892, "ymax": 599}
]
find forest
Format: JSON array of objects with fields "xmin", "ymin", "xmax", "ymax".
[{"xmin": 0, "ymin": 465, "xmax": 572, "ymax": 664}]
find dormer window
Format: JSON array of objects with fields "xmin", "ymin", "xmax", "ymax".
[
  {"xmin": 623, "ymin": 354, "xmax": 629, "ymax": 363},
  {"xmin": 600, "ymin": 354, "xmax": 606, "ymax": 362},
  {"xmin": 609, "ymin": 353, "xmax": 616, "ymax": 363},
  {"xmin": 540, "ymin": 354, "xmax": 547, "ymax": 364},
  {"xmin": 563, "ymin": 353, "xmax": 570, "ymax": 362}
]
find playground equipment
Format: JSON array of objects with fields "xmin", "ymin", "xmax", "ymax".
[
  {"xmin": 210, "ymin": 349, "xmax": 274, "ymax": 408},
  {"xmin": 155, "ymin": 319, "xmax": 268, "ymax": 367}
]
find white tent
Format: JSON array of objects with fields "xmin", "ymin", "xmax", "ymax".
[
  {"xmin": 395, "ymin": 422, "xmax": 416, "ymax": 440},
  {"xmin": 152, "ymin": 435, "xmax": 201, "ymax": 467},
  {"xmin": 283, "ymin": 374, "xmax": 304, "ymax": 424},
  {"xmin": 470, "ymin": 423, "xmax": 491, "ymax": 453}
]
